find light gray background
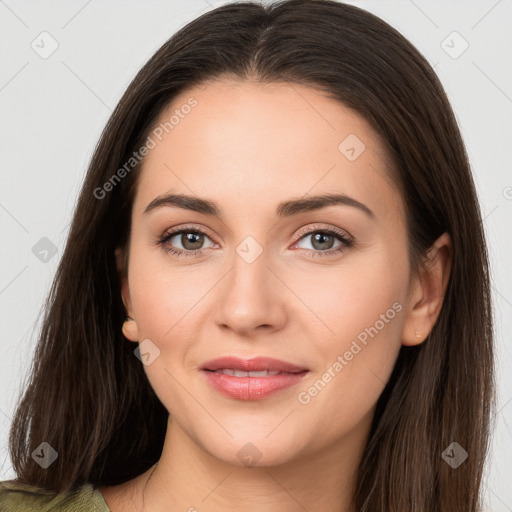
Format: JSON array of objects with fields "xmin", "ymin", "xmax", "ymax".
[{"xmin": 0, "ymin": 0, "xmax": 511, "ymax": 510}]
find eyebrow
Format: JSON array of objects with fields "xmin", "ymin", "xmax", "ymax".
[{"xmin": 143, "ymin": 192, "xmax": 375, "ymax": 220}]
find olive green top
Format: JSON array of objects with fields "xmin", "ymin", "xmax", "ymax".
[{"xmin": 0, "ymin": 480, "xmax": 111, "ymax": 511}]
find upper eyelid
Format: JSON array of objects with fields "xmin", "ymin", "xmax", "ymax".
[
  {"xmin": 294, "ymin": 223, "xmax": 352, "ymax": 240},
  {"xmin": 162, "ymin": 223, "xmax": 215, "ymax": 236}
]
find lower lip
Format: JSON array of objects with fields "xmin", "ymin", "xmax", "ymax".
[{"xmin": 202, "ymin": 370, "xmax": 309, "ymax": 400}]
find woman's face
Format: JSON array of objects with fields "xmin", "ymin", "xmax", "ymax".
[{"xmin": 118, "ymin": 78, "xmax": 419, "ymax": 467}]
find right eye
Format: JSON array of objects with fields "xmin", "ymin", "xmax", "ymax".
[{"xmin": 156, "ymin": 227, "xmax": 216, "ymax": 257}]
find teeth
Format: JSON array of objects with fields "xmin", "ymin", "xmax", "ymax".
[{"xmin": 213, "ymin": 369, "xmax": 282, "ymax": 377}]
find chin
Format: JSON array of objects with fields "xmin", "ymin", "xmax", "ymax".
[{"xmin": 198, "ymin": 432, "xmax": 307, "ymax": 469}]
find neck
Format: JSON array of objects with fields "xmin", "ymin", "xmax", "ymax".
[{"xmin": 138, "ymin": 412, "xmax": 373, "ymax": 512}]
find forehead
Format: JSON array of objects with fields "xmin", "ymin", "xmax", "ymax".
[{"xmin": 132, "ymin": 78, "xmax": 404, "ymax": 226}]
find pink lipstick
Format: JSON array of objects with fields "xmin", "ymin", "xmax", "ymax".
[{"xmin": 201, "ymin": 356, "xmax": 309, "ymax": 400}]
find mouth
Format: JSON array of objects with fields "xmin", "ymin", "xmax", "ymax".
[{"xmin": 201, "ymin": 356, "xmax": 309, "ymax": 400}]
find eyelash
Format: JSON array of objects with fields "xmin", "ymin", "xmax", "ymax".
[{"xmin": 155, "ymin": 224, "xmax": 354, "ymax": 259}]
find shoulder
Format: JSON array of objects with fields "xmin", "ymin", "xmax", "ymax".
[{"xmin": 0, "ymin": 479, "xmax": 111, "ymax": 512}]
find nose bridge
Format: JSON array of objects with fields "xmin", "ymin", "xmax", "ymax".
[{"xmin": 214, "ymin": 237, "xmax": 284, "ymax": 333}]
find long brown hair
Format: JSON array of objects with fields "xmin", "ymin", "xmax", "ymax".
[{"xmin": 7, "ymin": 1, "xmax": 495, "ymax": 510}]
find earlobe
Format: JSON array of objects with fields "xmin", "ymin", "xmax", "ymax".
[
  {"xmin": 122, "ymin": 317, "xmax": 139, "ymax": 342},
  {"xmin": 401, "ymin": 232, "xmax": 452, "ymax": 346}
]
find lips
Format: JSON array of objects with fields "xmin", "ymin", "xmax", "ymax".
[
  {"xmin": 201, "ymin": 356, "xmax": 309, "ymax": 400},
  {"xmin": 201, "ymin": 356, "xmax": 308, "ymax": 373}
]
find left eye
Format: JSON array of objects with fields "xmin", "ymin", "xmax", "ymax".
[{"xmin": 295, "ymin": 231, "xmax": 346, "ymax": 251}]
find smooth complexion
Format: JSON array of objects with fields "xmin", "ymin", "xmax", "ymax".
[{"xmin": 100, "ymin": 79, "xmax": 451, "ymax": 512}]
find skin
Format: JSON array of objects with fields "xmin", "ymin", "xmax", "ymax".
[{"xmin": 100, "ymin": 79, "xmax": 452, "ymax": 512}]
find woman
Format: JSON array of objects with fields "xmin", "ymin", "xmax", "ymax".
[{"xmin": 0, "ymin": 0, "xmax": 495, "ymax": 510}]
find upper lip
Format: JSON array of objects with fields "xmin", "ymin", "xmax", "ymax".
[{"xmin": 201, "ymin": 356, "xmax": 308, "ymax": 373}]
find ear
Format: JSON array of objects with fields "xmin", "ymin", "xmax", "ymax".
[
  {"xmin": 115, "ymin": 246, "xmax": 139, "ymax": 342},
  {"xmin": 401, "ymin": 232, "xmax": 452, "ymax": 346}
]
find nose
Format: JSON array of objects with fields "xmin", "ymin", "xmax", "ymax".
[{"xmin": 213, "ymin": 246, "xmax": 287, "ymax": 337}]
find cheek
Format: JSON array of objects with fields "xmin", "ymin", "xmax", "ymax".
[
  {"xmin": 290, "ymin": 249, "xmax": 407, "ymax": 423},
  {"xmin": 127, "ymin": 236, "xmax": 213, "ymax": 341},
  {"xmin": 291, "ymin": 243, "xmax": 407, "ymax": 344},
  {"xmin": 126, "ymin": 258, "xmax": 208, "ymax": 411}
]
